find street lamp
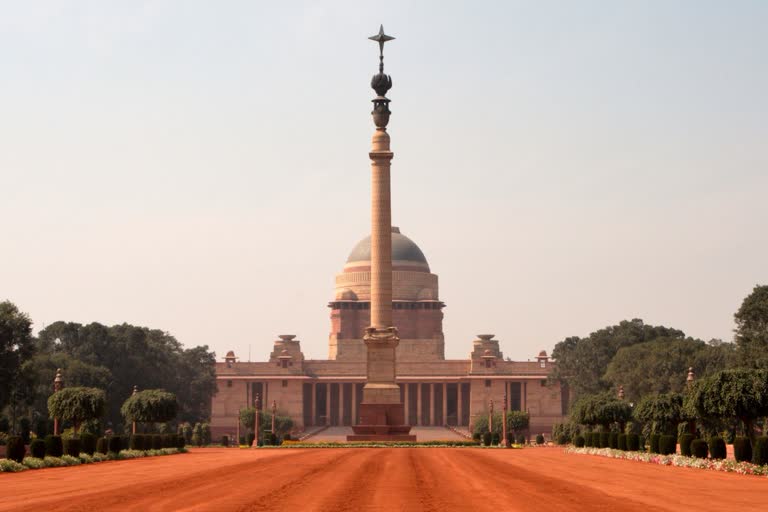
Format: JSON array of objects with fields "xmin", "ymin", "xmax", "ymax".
[
  {"xmin": 252, "ymin": 394, "xmax": 261, "ymax": 448},
  {"xmin": 52, "ymin": 368, "xmax": 64, "ymax": 435}
]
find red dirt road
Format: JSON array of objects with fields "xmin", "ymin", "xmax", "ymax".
[{"xmin": 2, "ymin": 448, "xmax": 765, "ymax": 512}]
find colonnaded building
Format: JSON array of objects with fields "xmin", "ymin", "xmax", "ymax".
[{"xmin": 211, "ymin": 227, "xmax": 569, "ymax": 438}]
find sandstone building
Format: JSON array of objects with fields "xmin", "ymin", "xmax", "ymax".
[{"xmin": 211, "ymin": 228, "xmax": 568, "ymax": 438}]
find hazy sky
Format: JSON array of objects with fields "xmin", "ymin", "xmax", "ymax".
[{"xmin": 2, "ymin": 1, "xmax": 766, "ymax": 362}]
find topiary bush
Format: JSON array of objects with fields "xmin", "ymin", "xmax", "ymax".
[
  {"xmin": 535, "ymin": 434, "xmax": 545, "ymax": 445},
  {"xmin": 221, "ymin": 435, "xmax": 229, "ymax": 447},
  {"xmin": 649, "ymin": 434, "xmax": 661, "ymax": 454},
  {"xmin": 617, "ymin": 434, "xmax": 627, "ymax": 451},
  {"xmin": 516, "ymin": 433, "xmax": 526, "ymax": 444},
  {"xmin": 130, "ymin": 434, "xmax": 144, "ymax": 451},
  {"xmin": 679, "ymin": 434, "xmax": 694, "ymax": 457},
  {"xmin": 556, "ymin": 434, "xmax": 567, "ymax": 445},
  {"xmin": 733, "ymin": 436, "xmax": 752, "ymax": 463},
  {"xmin": 246, "ymin": 433, "xmax": 255, "ymax": 447},
  {"xmin": 176, "ymin": 434, "xmax": 186, "ymax": 449},
  {"xmin": 80, "ymin": 433, "xmax": 97, "ymax": 455},
  {"xmin": 691, "ymin": 439, "xmax": 708, "ymax": 458},
  {"xmin": 574, "ymin": 435, "xmax": 585, "ymax": 448},
  {"xmin": 6, "ymin": 436, "xmax": 25, "ymax": 463},
  {"xmin": 752, "ymin": 436, "xmax": 768, "ymax": 466},
  {"xmin": 30, "ymin": 438, "xmax": 46, "ymax": 459},
  {"xmin": 63, "ymin": 437, "xmax": 81, "ymax": 457},
  {"xmin": 491, "ymin": 433, "xmax": 500, "ymax": 445},
  {"xmin": 709, "ymin": 437, "xmax": 726, "ymax": 460},
  {"xmin": 626, "ymin": 434, "xmax": 640, "ymax": 452},
  {"xmin": 583, "ymin": 433, "xmax": 592, "ymax": 447},
  {"xmin": 45, "ymin": 435, "xmax": 63, "ymax": 457},
  {"xmin": 608, "ymin": 432, "xmax": 619, "ymax": 449},
  {"xmin": 108, "ymin": 436, "xmax": 122, "ymax": 454},
  {"xmin": 96, "ymin": 437, "xmax": 108, "ymax": 454},
  {"xmin": 482, "ymin": 432, "xmax": 492, "ymax": 446},
  {"xmin": 658, "ymin": 435, "xmax": 676, "ymax": 455}
]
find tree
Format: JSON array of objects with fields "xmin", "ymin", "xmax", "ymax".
[
  {"xmin": 0, "ymin": 301, "xmax": 35, "ymax": 416},
  {"xmin": 683, "ymin": 368, "xmax": 768, "ymax": 440},
  {"xmin": 121, "ymin": 389, "xmax": 178, "ymax": 426},
  {"xmin": 735, "ymin": 285, "xmax": 768, "ymax": 368},
  {"xmin": 571, "ymin": 392, "xmax": 632, "ymax": 431},
  {"xmin": 506, "ymin": 411, "xmax": 529, "ymax": 435},
  {"xmin": 633, "ymin": 392, "xmax": 684, "ymax": 435},
  {"xmin": 239, "ymin": 407, "xmax": 294, "ymax": 438},
  {"xmin": 551, "ymin": 319, "xmax": 685, "ymax": 398},
  {"xmin": 47, "ymin": 387, "xmax": 106, "ymax": 435},
  {"xmin": 603, "ymin": 338, "xmax": 735, "ymax": 402}
]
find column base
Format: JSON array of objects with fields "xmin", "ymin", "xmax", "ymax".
[{"xmin": 348, "ymin": 403, "xmax": 415, "ymax": 441}]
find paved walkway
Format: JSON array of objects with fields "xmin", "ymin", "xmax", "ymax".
[{"xmin": 306, "ymin": 426, "xmax": 466, "ymax": 442}]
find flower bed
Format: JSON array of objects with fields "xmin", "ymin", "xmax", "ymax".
[
  {"xmin": 565, "ymin": 446, "xmax": 768, "ymax": 477},
  {"xmin": 0, "ymin": 447, "xmax": 185, "ymax": 473}
]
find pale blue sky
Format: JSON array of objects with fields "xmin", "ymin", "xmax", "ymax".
[{"xmin": 1, "ymin": 1, "xmax": 766, "ymax": 361}]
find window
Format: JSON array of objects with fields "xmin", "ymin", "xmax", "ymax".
[
  {"xmin": 485, "ymin": 379, "xmax": 491, "ymax": 388},
  {"xmin": 540, "ymin": 360, "xmax": 546, "ymax": 368},
  {"xmin": 282, "ymin": 380, "xmax": 288, "ymax": 388},
  {"xmin": 226, "ymin": 380, "xmax": 232, "ymax": 388}
]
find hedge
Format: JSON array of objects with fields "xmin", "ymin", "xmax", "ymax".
[
  {"xmin": 152, "ymin": 434, "xmax": 162, "ymax": 450},
  {"xmin": 45, "ymin": 435, "xmax": 63, "ymax": 457},
  {"xmin": 96, "ymin": 437, "xmax": 108, "ymax": 454},
  {"xmin": 130, "ymin": 434, "xmax": 144, "ymax": 451},
  {"xmin": 608, "ymin": 432, "xmax": 619, "ymax": 449},
  {"xmin": 626, "ymin": 433, "xmax": 640, "ymax": 452},
  {"xmin": 30, "ymin": 439, "xmax": 46, "ymax": 459},
  {"xmin": 679, "ymin": 434, "xmax": 694, "ymax": 457},
  {"xmin": 535, "ymin": 434, "xmax": 544, "ymax": 445},
  {"xmin": 574, "ymin": 435, "xmax": 585, "ymax": 448},
  {"xmin": 658, "ymin": 435, "xmax": 676, "ymax": 455},
  {"xmin": 108, "ymin": 436, "xmax": 123, "ymax": 454},
  {"xmin": 734, "ymin": 437, "xmax": 752, "ymax": 463},
  {"xmin": 617, "ymin": 434, "xmax": 627, "ymax": 451},
  {"xmin": 63, "ymin": 438, "xmax": 81, "ymax": 457},
  {"xmin": 81, "ymin": 433, "xmax": 97, "ymax": 455},
  {"xmin": 176, "ymin": 434, "xmax": 186, "ymax": 449},
  {"xmin": 753, "ymin": 437, "xmax": 768, "ymax": 466},
  {"xmin": 691, "ymin": 439, "xmax": 708, "ymax": 458},
  {"xmin": 599, "ymin": 432, "xmax": 609, "ymax": 449},
  {"xmin": 649, "ymin": 434, "xmax": 661, "ymax": 454},
  {"xmin": 6, "ymin": 436, "xmax": 25, "ymax": 463},
  {"xmin": 709, "ymin": 437, "xmax": 726, "ymax": 460}
]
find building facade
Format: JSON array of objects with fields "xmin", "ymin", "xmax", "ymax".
[{"xmin": 211, "ymin": 228, "xmax": 568, "ymax": 439}]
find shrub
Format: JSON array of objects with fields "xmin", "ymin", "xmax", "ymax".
[
  {"xmin": 491, "ymin": 433, "xmax": 500, "ymax": 445},
  {"xmin": 535, "ymin": 434, "xmax": 544, "ymax": 445},
  {"xmin": 283, "ymin": 433, "xmax": 292, "ymax": 444},
  {"xmin": 96, "ymin": 437, "xmax": 108, "ymax": 454},
  {"xmin": 0, "ymin": 459, "xmax": 27, "ymax": 472},
  {"xmin": 556, "ymin": 434, "xmax": 567, "ymax": 445},
  {"xmin": 45, "ymin": 435, "xmax": 63, "ymax": 457},
  {"xmin": 691, "ymin": 439, "xmax": 708, "ymax": 458},
  {"xmin": 482, "ymin": 432, "xmax": 492, "ymax": 446},
  {"xmin": 191, "ymin": 423, "xmax": 203, "ymax": 446},
  {"xmin": 63, "ymin": 437, "xmax": 81, "ymax": 457},
  {"xmin": 598, "ymin": 432, "xmax": 609, "ymax": 448},
  {"xmin": 176, "ymin": 434, "xmax": 186, "ymax": 449},
  {"xmin": 61, "ymin": 454, "xmax": 81, "ymax": 465},
  {"xmin": 608, "ymin": 432, "xmax": 619, "ymax": 449},
  {"xmin": 165, "ymin": 434, "xmax": 177, "ymax": 448},
  {"xmin": 246, "ymin": 433, "xmax": 255, "ymax": 447},
  {"xmin": 733, "ymin": 436, "xmax": 752, "ymax": 463},
  {"xmin": 753, "ymin": 436, "xmax": 768, "ymax": 466},
  {"xmin": 108, "ymin": 436, "xmax": 122, "ymax": 454},
  {"xmin": 679, "ymin": 434, "xmax": 694, "ymax": 457},
  {"xmin": 152, "ymin": 434, "xmax": 163, "ymax": 450},
  {"xmin": 221, "ymin": 435, "xmax": 229, "ymax": 447},
  {"xmin": 30, "ymin": 439, "xmax": 46, "ymax": 459},
  {"xmin": 516, "ymin": 433, "xmax": 526, "ymax": 444},
  {"xmin": 20, "ymin": 418, "xmax": 32, "ymax": 445},
  {"xmin": 709, "ymin": 437, "xmax": 726, "ymax": 460},
  {"xmin": 658, "ymin": 435, "xmax": 676, "ymax": 455},
  {"xmin": 23, "ymin": 457, "xmax": 46, "ymax": 469},
  {"xmin": 81, "ymin": 433, "xmax": 97, "ymax": 455},
  {"xmin": 574, "ymin": 435, "xmax": 585, "ymax": 448},
  {"xmin": 626, "ymin": 433, "xmax": 640, "ymax": 451},
  {"xmin": 130, "ymin": 434, "xmax": 144, "ymax": 451},
  {"xmin": 649, "ymin": 434, "xmax": 661, "ymax": 454},
  {"xmin": 472, "ymin": 432, "xmax": 481, "ymax": 442},
  {"xmin": 617, "ymin": 434, "xmax": 627, "ymax": 451},
  {"xmin": 6, "ymin": 436, "xmax": 26, "ymax": 463}
]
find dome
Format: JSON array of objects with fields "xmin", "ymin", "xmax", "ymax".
[{"xmin": 345, "ymin": 227, "xmax": 429, "ymax": 270}]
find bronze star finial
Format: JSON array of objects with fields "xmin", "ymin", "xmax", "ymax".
[{"xmin": 369, "ymin": 25, "xmax": 395, "ymax": 73}]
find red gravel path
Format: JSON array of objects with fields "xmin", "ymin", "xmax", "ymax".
[{"xmin": 1, "ymin": 447, "xmax": 765, "ymax": 511}]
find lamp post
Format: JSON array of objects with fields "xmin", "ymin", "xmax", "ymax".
[
  {"xmin": 52, "ymin": 368, "xmax": 64, "ymax": 435},
  {"xmin": 131, "ymin": 385, "xmax": 138, "ymax": 435},
  {"xmin": 271, "ymin": 400, "xmax": 277, "ymax": 439},
  {"xmin": 489, "ymin": 399, "xmax": 494, "ymax": 439},
  {"xmin": 686, "ymin": 367, "xmax": 696, "ymax": 434},
  {"xmin": 252, "ymin": 394, "xmax": 260, "ymax": 448},
  {"xmin": 502, "ymin": 394, "xmax": 508, "ymax": 448}
]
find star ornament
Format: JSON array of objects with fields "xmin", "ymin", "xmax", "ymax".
[{"xmin": 369, "ymin": 24, "xmax": 395, "ymax": 56}]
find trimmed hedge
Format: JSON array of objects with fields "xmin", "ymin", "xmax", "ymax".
[
  {"xmin": 734, "ymin": 436, "xmax": 752, "ymax": 463},
  {"xmin": 45, "ymin": 435, "xmax": 63, "ymax": 457},
  {"xmin": 753, "ymin": 437, "xmax": 768, "ymax": 466},
  {"xmin": 6, "ymin": 436, "xmax": 26, "ymax": 463},
  {"xmin": 649, "ymin": 434, "xmax": 661, "ymax": 454},
  {"xmin": 535, "ymin": 434, "xmax": 544, "ymax": 445},
  {"xmin": 574, "ymin": 435, "xmax": 585, "ymax": 448},
  {"xmin": 608, "ymin": 432, "xmax": 619, "ymax": 449},
  {"xmin": 176, "ymin": 434, "xmax": 186, "ymax": 449},
  {"xmin": 679, "ymin": 434, "xmax": 694, "ymax": 457},
  {"xmin": 63, "ymin": 438, "xmax": 81, "ymax": 457},
  {"xmin": 151, "ymin": 434, "xmax": 162, "ymax": 450},
  {"xmin": 130, "ymin": 434, "xmax": 145, "ymax": 451},
  {"xmin": 108, "ymin": 436, "xmax": 122, "ymax": 454},
  {"xmin": 81, "ymin": 433, "xmax": 97, "ymax": 455},
  {"xmin": 617, "ymin": 434, "xmax": 627, "ymax": 451},
  {"xmin": 30, "ymin": 438, "xmax": 46, "ymax": 459},
  {"xmin": 599, "ymin": 432, "xmax": 609, "ymax": 449},
  {"xmin": 658, "ymin": 435, "xmax": 676, "ymax": 455},
  {"xmin": 96, "ymin": 437, "xmax": 108, "ymax": 454},
  {"xmin": 691, "ymin": 439, "xmax": 708, "ymax": 458},
  {"xmin": 491, "ymin": 433, "xmax": 500, "ymax": 445},
  {"xmin": 626, "ymin": 434, "xmax": 640, "ymax": 452},
  {"xmin": 709, "ymin": 437, "xmax": 726, "ymax": 460}
]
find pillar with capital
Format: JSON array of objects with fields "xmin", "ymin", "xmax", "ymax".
[
  {"xmin": 131, "ymin": 385, "xmax": 138, "ymax": 434},
  {"xmin": 252, "ymin": 394, "xmax": 260, "ymax": 448},
  {"xmin": 502, "ymin": 394, "xmax": 508, "ymax": 447},
  {"xmin": 52, "ymin": 368, "xmax": 64, "ymax": 436},
  {"xmin": 349, "ymin": 25, "xmax": 414, "ymax": 441}
]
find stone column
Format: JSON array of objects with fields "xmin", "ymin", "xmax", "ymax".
[
  {"xmin": 442, "ymin": 383, "xmax": 447, "ymax": 426},
  {"xmin": 52, "ymin": 368, "xmax": 64, "ymax": 436},
  {"xmin": 404, "ymin": 383, "xmax": 410, "ymax": 425},
  {"xmin": 311, "ymin": 382, "xmax": 316, "ymax": 426},
  {"xmin": 352, "ymin": 383, "xmax": 358, "ymax": 425},
  {"xmin": 131, "ymin": 385, "xmax": 138, "ymax": 435},
  {"xmin": 417, "ymin": 383, "xmax": 422, "ymax": 425},
  {"xmin": 457, "ymin": 383, "xmax": 463, "ymax": 426},
  {"xmin": 326, "ymin": 383, "xmax": 331, "ymax": 426},
  {"xmin": 429, "ymin": 384, "xmax": 435, "ymax": 426}
]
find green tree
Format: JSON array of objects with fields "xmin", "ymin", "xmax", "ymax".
[
  {"xmin": 0, "ymin": 301, "xmax": 35, "ymax": 420},
  {"xmin": 683, "ymin": 368, "xmax": 768, "ymax": 440},
  {"xmin": 47, "ymin": 387, "xmax": 106, "ymax": 435},
  {"xmin": 633, "ymin": 392, "xmax": 685, "ymax": 435},
  {"xmin": 571, "ymin": 392, "xmax": 632, "ymax": 431},
  {"xmin": 551, "ymin": 319, "xmax": 685, "ymax": 398},
  {"xmin": 239, "ymin": 407, "xmax": 294, "ymax": 437},
  {"xmin": 735, "ymin": 285, "xmax": 768, "ymax": 368},
  {"xmin": 506, "ymin": 411, "xmax": 530, "ymax": 435},
  {"xmin": 121, "ymin": 389, "xmax": 178, "ymax": 427}
]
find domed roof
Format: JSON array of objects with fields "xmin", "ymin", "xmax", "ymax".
[{"xmin": 346, "ymin": 227, "xmax": 429, "ymax": 270}]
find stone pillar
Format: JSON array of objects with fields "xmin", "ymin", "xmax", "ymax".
[
  {"xmin": 52, "ymin": 368, "xmax": 64, "ymax": 436},
  {"xmin": 442, "ymin": 383, "xmax": 447, "ymax": 426},
  {"xmin": 131, "ymin": 385, "xmax": 138, "ymax": 435},
  {"xmin": 311, "ymin": 382, "xmax": 316, "ymax": 426},
  {"xmin": 404, "ymin": 383, "xmax": 410, "ymax": 425},
  {"xmin": 429, "ymin": 384, "xmax": 435, "ymax": 426},
  {"xmin": 326, "ymin": 382, "xmax": 331, "ymax": 426},
  {"xmin": 417, "ymin": 383, "xmax": 422, "ymax": 425},
  {"xmin": 352, "ymin": 383, "xmax": 357, "ymax": 425},
  {"xmin": 457, "ymin": 383, "xmax": 463, "ymax": 426}
]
